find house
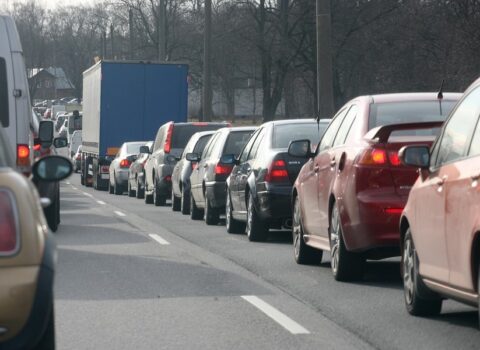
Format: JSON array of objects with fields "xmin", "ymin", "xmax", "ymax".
[{"xmin": 28, "ymin": 67, "xmax": 76, "ymax": 100}]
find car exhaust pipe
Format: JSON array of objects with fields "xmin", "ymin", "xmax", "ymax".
[{"xmin": 283, "ymin": 218, "xmax": 293, "ymax": 229}]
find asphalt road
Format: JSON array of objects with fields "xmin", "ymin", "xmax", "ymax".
[{"xmin": 54, "ymin": 174, "xmax": 480, "ymax": 349}]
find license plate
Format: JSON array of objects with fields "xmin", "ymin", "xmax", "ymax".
[{"xmin": 101, "ymin": 174, "xmax": 110, "ymax": 180}]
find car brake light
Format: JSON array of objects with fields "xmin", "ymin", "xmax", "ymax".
[
  {"xmin": 33, "ymin": 143, "xmax": 41, "ymax": 151},
  {"xmin": 0, "ymin": 191, "xmax": 18, "ymax": 253},
  {"xmin": 215, "ymin": 163, "xmax": 233, "ymax": 175},
  {"xmin": 120, "ymin": 159, "xmax": 131, "ymax": 168},
  {"xmin": 101, "ymin": 165, "xmax": 110, "ymax": 173},
  {"xmin": 17, "ymin": 144, "xmax": 31, "ymax": 168},
  {"xmin": 191, "ymin": 162, "xmax": 197, "ymax": 170},
  {"xmin": 388, "ymin": 151, "xmax": 401, "ymax": 166},
  {"xmin": 358, "ymin": 148, "xmax": 387, "ymax": 165},
  {"xmin": 164, "ymin": 175, "xmax": 172, "ymax": 182},
  {"xmin": 192, "ymin": 122, "xmax": 208, "ymax": 126},
  {"xmin": 265, "ymin": 159, "xmax": 289, "ymax": 183},
  {"xmin": 385, "ymin": 208, "xmax": 403, "ymax": 215},
  {"xmin": 164, "ymin": 123, "xmax": 174, "ymax": 154}
]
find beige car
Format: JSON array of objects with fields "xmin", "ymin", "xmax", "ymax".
[{"xmin": 0, "ymin": 128, "xmax": 72, "ymax": 350}]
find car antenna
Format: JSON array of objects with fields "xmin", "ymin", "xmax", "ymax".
[{"xmin": 437, "ymin": 79, "xmax": 444, "ymax": 115}]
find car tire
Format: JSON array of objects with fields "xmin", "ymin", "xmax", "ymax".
[
  {"xmin": 190, "ymin": 194, "xmax": 204, "ymax": 220},
  {"xmin": 205, "ymin": 196, "xmax": 220, "ymax": 225},
  {"xmin": 292, "ymin": 196, "xmax": 322, "ymax": 264},
  {"xmin": 45, "ymin": 192, "xmax": 59, "ymax": 233},
  {"xmin": 80, "ymin": 174, "xmax": 85, "ymax": 185},
  {"xmin": 34, "ymin": 301, "xmax": 55, "ymax": 350},
  {"xmin": 153, "ymin": 178, "xmax": 166, "ymax": 206},
  {"xmin": 136, "ymin": 177, "xmax": 145, "ymax": 199},
  {"xmin": 403, "ymin": 228, "xmax": 442, "ymax": 316},
  {"xmin": 172, "ymin": 191, "xmax": 181, "ymax": 211},
  {"xmin": 329, "ymin": 202, "xmax": 365, "ymax": 282},
  {"xmin": 226, "ymin": 189, "xmax": 245, "ymax": 233},
  {"xmin": 128, "ymin": 180, "xmax": 135, "ymax": 197},
  {"xmin": 246, "ymin": 192, "xmax": 268, "ymax": 242},
  {"xmin": 108, "ymin": 179, "xmax": 114, "ymax": 194},
  {"xmin": 113, "ymin": 175, "xmax": 122, "ymax": 195},
  {"xmin": 180, "ymin": 188, "xmax": 191, "ymax": 215}
]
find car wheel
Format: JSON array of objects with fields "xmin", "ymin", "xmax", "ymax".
[
  {"xmin": 226, "ymin": 189, "xmax": 245, "ymax": 233},
  {"xmin": 190, "ymin": 193, "xmax": 204, "ymax": 220},
  {"xmin": 205, "ymin": 196, "xmax": 220, "ymax": 225},
  {"xmin": 292, "ymin": 196, "xmax": 322, "ymax": 264},
  {"xmin": 113, "ymin": 175, "xmax": 122, "ymax": 195},
  {"xmin": 34, "ymin": 301, "xmax": 55, "ymax": 350},
  {"xmin": 136, "ymin": 177, "xmax": 145, "ymax": 199},
  {"xmin": 153, "ymin": 177, "xmax": 166, "ymax": 206},
  {"xmin": 180, "ymin": 187, "xmax": 191, "ymax": 215},
  {"xmin": 128, "ymin": 179, "xmax": 135, "ymax": 197},
  {"xmin": 172, "ymin": 190, "xmax": 181, "ymax": 211},
  {"xmin": 403, "ymin": 228, "xmax": 442, "ymax": 316},
  {"xmin": 246, "ymin": 192, "xmax": 268, "ymax": 242},
  {"xmin": 329, "ymin": 203, "xmax": 365, "ymax": 281},
  {"xmin": 108, "ymin": 179, "xmax": 114, "ymax": 194}
]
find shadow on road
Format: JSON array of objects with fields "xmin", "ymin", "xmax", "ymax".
[{"xmin": 431, "ymin": 310, "xmax": 478, "ymax": 330}]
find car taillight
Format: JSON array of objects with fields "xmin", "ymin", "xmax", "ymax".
[
  {"xmin": 164, "ymin": 123, "xmax": 174, "ymax": 154},
  {"xmin": 385, "ymin": 208, "xmax": 403, "ymax": 215},
  {"xmin": 191, "ymin": 162, "xmax": 197, "ymax": 170},
  {"xmin": 101, "ymin": 165, "xmax": 110, "ymax": 173},
  {"xmin": 17, "ymin": 144, "xmax": 31, "ymax": 168},
  {"xmin": 358, "ymin": 148, "xmax": 387, "ymax": 165},
  {"xmin": 388, "ymin": 151, "xmax": 401, "ymax": 166},
  {"xmin": 164, "ymin": 175, "xmax": 172, "ymax": 182},
  {"xmin": 265, "ymin": 159, "xmax": 289, "ymax": 183},
  {"xmin": 0, "ymin": 191, "xmax": 18, "ymax": 254},
  {"xmin": 215, "ymin": 163, "xmax": 233, "ymax": 175},
  {"xmin": 33, "ymin": 143, "xmax": 41, "ymax": 151},
  {"xmin": 120, "ymin": 159, "xmax": 131, "ymax": 168}
]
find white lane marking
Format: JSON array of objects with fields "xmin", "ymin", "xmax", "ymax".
[
  {"xmin": 72, "ymin": 186, "xmax": 78, "ymax": 190},
  {"xmin": 97, "ymin": 200, "xmax": 106, "ymax": 205},
  {"xmin": 114, "ymin": 210, "xmax": 126, "ymax": 217},
  {"xmin": 149, "ymin": 234, "xmax": 170, "ymax": 245},
  {"xmin": 241, "ymin": 296, "xmax": 310, "ymax": 335},
  {"xmin": 66, "ymin": 181, "xmax": 70, "ymax": 185},
  {"xmin": 82, "ymin": 192, "xmax": 93, "ymax": 198}
]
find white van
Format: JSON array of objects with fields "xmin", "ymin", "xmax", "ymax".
[
  {"xmin": 0, "ymin": 15, "xmax": 34, "ymax": 174},
  {"xmin": 69, "ymin": 130, "xmax": 82, "ymax": 157}
]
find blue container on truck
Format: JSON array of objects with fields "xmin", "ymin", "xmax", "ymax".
[{"xmin": 81, "ymin": 60, "xmax": 188, "ymax": 189}]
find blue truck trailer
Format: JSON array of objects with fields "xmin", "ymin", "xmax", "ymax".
[{"xmin": 81, "ymin": 60, "xmax": 188, "ymax": 189}]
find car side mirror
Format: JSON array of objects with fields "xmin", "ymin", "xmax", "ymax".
[
  {"xmin": 39, "ymin": 120, "xmax": 54, "ymax": 147},
  {"xmin": 127, "ymin": 154, "xmax": 138, "ymax": 162},
  {"xmin": 166, "ymin": 154, "xmax": 177, "ymax": 163},
  {"xmin": 32, "ymin": 155, "xmax": 73, "ymax": 182},
  {"xmin": 288, "ymin": 139, "xmax": 312, "ymax": 158},
  {"xmin": 186, "ymin": 153, "xmax": 200, "ymax": 162},
  {"xmin": 399, "ymin": 145, "xmax": 430, "ymax": 169},
  {"xmin": 53, "ymin": 137, "xmax": 68, "ymax": 148},
  {"xmin": 139, "ymin": 145, "xmax": 151, "ymax": 154},
  {"xmin": 220, "ymin": 154, "xmax": 237, "ymax": 165}
]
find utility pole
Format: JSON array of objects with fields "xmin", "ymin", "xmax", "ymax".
[
  {"xmin": 316, "ymin": 0, "xmax": 334, "ymax": 118},
  {"xmin": 110, "ymin": 23, "xmax": 115, "ymax": 59},
  {"xmin": 158, "ymin": 0, "xmax": 166, "ymax": 61},
  {"xmin": 129, "ymin": 9, "xmax": 134, "ymax": 60},
  {"xmin": 101, "ymin": 30, "xmax": 107, "ymax": 60},
  {"xmin": 202, "ymin": 0, "xmax": 213, "ymax": 122}
]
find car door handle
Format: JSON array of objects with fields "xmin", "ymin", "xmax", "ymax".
[
  {"xmin": 314, "ymin": 166, "xmax": 319, "ymax": 173},
  {"xmin": 436, "ymin": 176, "xmax": 447, "ymax": 186},
  {"xmin": 203, "ymin": 164, "xmax": 208, "ymax": 168},
  {"xmin": 330, "ymin": 160, "xmax": 336, "ymax": 167}
]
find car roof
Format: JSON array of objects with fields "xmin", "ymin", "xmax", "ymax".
[
  {"xmin": 351, "ymin": 92, "xmax": 462, "ymax": 104},
  {"xmin": 217, "ymin": 126, "xmax": 257, "ymax": 133},
  {"xmin": 261, "ymin": 118, "xmax": 319, "ymax": 128}
]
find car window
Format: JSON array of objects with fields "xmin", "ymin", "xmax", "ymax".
[
  {"xmin": 435, "ymin": 87, "xmax": 480, "ymax": 166},
  {"xmin": 153, "ymin": 126, "xmax": 166, "ymax": 151},
  {"xmin": 202, "ymin": 133, "xmax": 221, "ymax": 159},
  {"xmin": 223, "ymin": 130, "xmax": 255, "ymax": 157},
  {"xmin": 333, "ymin": 105, "xmax": 358, "ymax": 147},
  {"xmin": 272, "ymin": 122, "xmax": 324, "ymax": 149},
  {"xmin": 239, "ymin": 129, "xmax": 260, "ymax": 163},
  {"xmin": 0, "ymin": 57, "xmax": 9, "ymax": 128},
  {"xmin": 318, "ymin": 108, "xmax": 348, "ymax": 153},
  {"xmin": 193, "ymin": 134, "xmax": 213, "ymax": 155},
  {"xmin": 248, "ymin": 128, "xmax": 267, "ymax": 160},
  {"xmin": 126, "ymin": 142, "xmax": 146, "ymax": 154},
  {"xmin": 172, "ymin": 124, "xmax": 225, "ymax": 149}
]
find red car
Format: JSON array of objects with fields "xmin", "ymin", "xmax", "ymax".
[
  {"xmin": 289, "ymin": 92, "xmax": 461, "ymax": 281},
  {"xmin": 399, "ymin": 78, "xmax": 480, "ymax": 318}
]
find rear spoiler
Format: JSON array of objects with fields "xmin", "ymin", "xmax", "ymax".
[{"xmin": 364, "ymin": 121, "xmax": 444, "ymax": 143}]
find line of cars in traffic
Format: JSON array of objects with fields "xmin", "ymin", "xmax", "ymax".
[{"xmin": 83, "ymin": 77, "xmax": 480, "ymax": 327}]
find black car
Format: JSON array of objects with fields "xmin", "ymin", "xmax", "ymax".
[
  {"xmin": 189, "ymin": 127, "xmax": 256, "ymax": 224},
  {"xmin": 127, "ymin": 141, "xmax": 153, "ymax": 198},
  {"xmin": 171, "ymin": 131, "xmax": 215, "ymax": 214},
  {"xmin": 225, "ymin": 119, "xmax": 330, "ymax": 241},
  {"xmin": 144, "ymin": 121, "xmax": 229, "ymax": 206}
]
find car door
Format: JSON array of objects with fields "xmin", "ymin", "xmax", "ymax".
[
  {"xmin": 415, "ymin": 88, "xmax": 480, "ymax": 283},
  {"xmin": 304, "ymin": 108, "xmax": 348, "ymax": 236},
  {"xmin": 191, "ymin": 133, "xmax": 218, "ymax": 202},
  {"xmin": 146, "ymin": 127, "xmax": 164, "ymax": 191},
  {"xmin": 442, "ymin": 86, "xmax": 480, "ymax": 290},
  {"xmin": 230, "ymin": 129, "xmax": 261, "ymax": 212}
]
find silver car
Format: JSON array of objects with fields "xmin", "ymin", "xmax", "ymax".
[{"xmin": 109, "ymin": 141, "xmax": 147, "ymax": 195}]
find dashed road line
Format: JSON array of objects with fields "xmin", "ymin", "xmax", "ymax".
[
  {"xmin": 72, "ymin": 186, "xmax": 78, "ymax": 190},
  {"xmin": 241, "ymin": 295, "xmax": 310, "ymax": 335},
  {"xmin": 148, "ymin": 234, "xmax": 170, "ymax": 245},
  {"xmin": 82, "ymin": 192, "xmax": 93, "ymax": 198},
  {"xmin": 114, "ymin": 210, "xmax": 126, "ymax": 217},
  {"xmin": 97, "ymin": 200, "xmax": 106, "ymax": 205}
]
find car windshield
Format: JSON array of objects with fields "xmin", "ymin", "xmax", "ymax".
[
  {"xmin": 223, "ymin": 131, "xmax": 254, "ymax": 156},
  {"xmin": 273, "ymin": 123, "xmax": 326, "ymax": 149},
  {"xmin": 126, "ymin": 142, "xmax": 146, "ymax": 154},
  {"xmin": 369, "ymin": 101, "xmax": 457, "ymax": 136}
]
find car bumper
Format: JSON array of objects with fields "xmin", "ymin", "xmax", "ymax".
[
  {"xmin": 115, "ymin": 169, "xmax": 129, "ymax": 186},
  {"xmin": 0, "ymin": 232, "xmax": 55, "ymax": 349},
  {"xmin": 256, "ymin": 185, "xmax": 292, "ymax": 220},
  {"xmin": 205, "ymin": 181, "xmax": 226, "ymax": 209},
  {"xmin": 342, "ymin": 192, "xmax": 406, "ymax": 254}
]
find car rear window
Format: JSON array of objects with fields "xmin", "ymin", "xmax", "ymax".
[
  {"xmin": 193, "ymin": 134, "xmax": 212, "ymax": 154},
  {"xmin": 273, "ymin": 123, "xmax": 325, "ymax": 149},
  {"xmin": 172, "ymin": 124, "xmax": 226, "ymax": 149},
  {"xmin": 223, "ymin": 131, "xmax": 254, "ymax": 156},
  {"xmin": 0, "ymin": 57, "xmax": 9, "ymax": 128},
  {"xmin": 126, "ymin": 142, "xmax": 145, "ymax": 154},
  {"xmin": 369, "ymin": 101, "xmax": 457, "ymax": 136},
  {"xmin": 68, "ymin": 115, "xmax": 82, "ymax": 134}
]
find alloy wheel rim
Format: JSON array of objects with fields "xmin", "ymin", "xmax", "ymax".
[
  {"xmin": 403, "ymin": 237, "xmax": 415, "ymax": 305},
  {"xmin": 247, "ymin": 196, "xmax": 253, "ymax": 237},
  {"xmin": 330, "ymin": 206, "xmax": 340, "ymax": 274},
  {"xmin": 226, "ymin": 192, "xmax": 231, "ymax": 227},
  {"xmin": 293, "ymin": 199, "xmax": 301, "ymax": 258}
]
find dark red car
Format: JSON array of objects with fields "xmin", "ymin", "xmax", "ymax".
[{"xmin": 289, "ymin": 92, "xmax": 461, "ymax": 281}]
